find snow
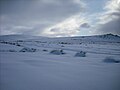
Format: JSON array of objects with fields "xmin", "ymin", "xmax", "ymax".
[
  {"xmin": 103, "ymin": 57, "xmax": 120, "ymax": 63},
  {"xmin": 0, "ymin": 34, "xmax": 120, "ymax": 90},
  {"xmin": 50, "ymin": 49, "xmax": 65, "ymax": 55},
  {"xmin": 74, "ymin": 51, "xmax": 86, "ymax": 57}
]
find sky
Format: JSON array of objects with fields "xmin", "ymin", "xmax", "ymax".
[{"xmin": 0, "ymin": 0, "xmax": 120, "ymax": 37}]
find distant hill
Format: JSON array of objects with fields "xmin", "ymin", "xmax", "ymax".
[{"xmin": 0, "ymin": 33, "xmax": 120, "ymax": 44}]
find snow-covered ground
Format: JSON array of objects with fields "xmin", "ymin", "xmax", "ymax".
[{"xmin": 0, "ymin": 34, "xmax": 120, "ymax": 90}]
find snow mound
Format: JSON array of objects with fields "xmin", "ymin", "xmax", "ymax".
[
  {"xmin": 43, "ymin": 49, "xmax": 48, "ymax": 52},
  {"xmin": 50, "ymin": 49, "xmax": 65, "ymax": 55},
  {"xmin": 103, "ymin": 57, "xmax": 120, "ymax": 63},
  {"xmin": 74, "ymin": 51, "xmax": 86, "ymax": 57},
  {"xmin": 19, "ymin": 47, "xmax": 36, "ymax": 52}
]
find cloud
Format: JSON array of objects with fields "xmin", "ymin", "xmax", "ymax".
[
  {"xmin": 42, "ymin": 14, "xmax": 90, "ymax": 37},
  {"xmin": 80, "ymin": 23, "xmax": 90, "ymax": 28},
  {"xmin": 95, "ymin": 0, "xmax": 120, "ymax": 35},
  {"xmin": 0, "ymin": 0, "xmax": 86, "ymax": 36},
  {"xmin": 3, "ymin": 0, "xmax": 119, "ymax": 36},
  {"xmin": 97, "ymin": 18, "xmax": 120, "ymax": 34}
]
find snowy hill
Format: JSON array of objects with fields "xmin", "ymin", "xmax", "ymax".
[
  {"xmin": 0, "ymin": 34, "xmax": 47, "ymax": 41},
  {"xmin": 97, "ymin": 33, "xmax": 120, "ymax": 39},
  {"xmin": 0, "ymin": 34, "xmax": 120, "ymax": 90},
  {"xmin": 0, "ymin": 33, "xmax": 120, "ymax": 44}
]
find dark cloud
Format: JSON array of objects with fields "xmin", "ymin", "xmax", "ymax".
[
  {"xmin": 0, "ymin": 0, "xmax": 85, "ymax": 36},
  {"xmin": 50, "ymin": 28, "xmax": 59, "ymax": 32},
  {"xmin": 95, "ymin": 0, "xmax": 120, "ymax": 35},
  {"xmin": 97, "ymin": 17, "xmax": 120, "ymax": 34},
  {"xmin": 80, "ymin": 23, "xmax": 90, "ymax": 28}
]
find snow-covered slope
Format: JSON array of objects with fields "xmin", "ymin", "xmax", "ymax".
[
  {"xmin": 0, "ymin": 34, "xmax": 48, "ymax": 41},
  {"xmin": 0, "ymin": 34, "xmax": 120, "ymax": 90}
]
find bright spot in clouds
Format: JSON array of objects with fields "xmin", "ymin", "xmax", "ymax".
[{"xmin": 42, "ymin": 14, "xmax": 90, "ymax": 37}]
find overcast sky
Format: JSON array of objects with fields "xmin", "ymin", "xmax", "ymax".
[{"xmin": 0, "ymin": 0, "xmax": 120, "ymax": 37}]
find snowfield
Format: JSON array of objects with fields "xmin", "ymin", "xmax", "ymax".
[{"xmin": 0, "ymin": 34, "xmax": 120, "ymax": 90}]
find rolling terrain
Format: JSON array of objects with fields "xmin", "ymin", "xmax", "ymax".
[{"xmin": 0, "ymin": 34, "xmax": 120, "ymax": 90}]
